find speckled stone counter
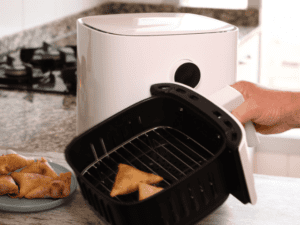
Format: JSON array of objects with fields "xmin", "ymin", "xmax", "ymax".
[
  {"xmin": 0, "ymin": 1, "xmax": 260, "ymax": 154},
  {"xmin": 0, "ymin": 1, "xmax": 259, "ymax": 55},
  {"xmin": 0, "ymin": 149, "xmax": 299, "ymax": 225}
]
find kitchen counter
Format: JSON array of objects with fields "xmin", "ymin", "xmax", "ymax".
[
  {"xmin": 0, "ymin": 1, "xmax": 259, "ymax": 55},
  {"xmin": 238, "ymin": 26, "xmax": 261, "ymax": 46},
  {"xmin": 0, "ymin": 149, "xmax": 299, "ymax": 225}
]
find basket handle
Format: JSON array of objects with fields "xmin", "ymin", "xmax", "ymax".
[
  {"xmin": 150, "ymin": 83, "xmax": 259, "ymax": 148},
  {"xmin": 150, "ymin": 82, "xmax": 237, "ymax": 140},
  {"xmin": 207, "ymin": 85, "xmax": 260, "ymax": 148}
]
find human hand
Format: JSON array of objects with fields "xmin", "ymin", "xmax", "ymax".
[{"xmin": 230, "ymin": 81, "xmax": 298, "ymax": 134}]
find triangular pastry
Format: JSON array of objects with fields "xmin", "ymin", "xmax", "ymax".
[
  {"xmin": 51, "ymin": 171, "xmax": 72, "ymax": 198},
  {"xmin": 9, "ymin": 172, "xmax": 54, "ymax": 198},
  {"xmin": 24, "ymin": 185, "xmax": 52, "ymax": 199},
  {"xmin": 110, "ymin": 164, "xmax": 163, "ymax": 197},
  {"xmin": 139, "ymin": 183, "xmax": 163, "ymax": 201},
  {"xmin": 10, "ymin": 172, "xmax": 72, "ymax": 199},
  {"xmin": 19, "ymin": 157, "xmax": 58, "ymax": 179},
  {"xmin": 23, "ymin": 172, "xmax": 72, "ymax": 199},
  {"xmin": 0, "ymin": 175, "xmax": 19, "ymax": 195},
  {"xmin": 0, "ymin": 154, "xmax": 34, "ymax": 175},
  {"xmin": 6, "ymin": 150, "xmax": 35, "ymax": 161}
]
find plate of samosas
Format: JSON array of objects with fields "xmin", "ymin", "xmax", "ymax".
[{"xmin": 0, "ymin": 150, "xmax": 78, "ymax": 212}]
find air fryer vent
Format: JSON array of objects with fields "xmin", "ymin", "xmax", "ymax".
[{"xmin": 82, "ymin": 126, "xmax": 217, "ymax": 203}]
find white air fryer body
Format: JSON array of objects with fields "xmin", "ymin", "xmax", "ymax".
[
  {"xmin": 77, "ymin": 13, "xmax": 257, "ymax": 205},
  {"xmin": 77, "ymin": 13, "xmax": 238, "ymax": 135}
]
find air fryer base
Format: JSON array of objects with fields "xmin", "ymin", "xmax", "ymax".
[
  {"xmin": 65, "ymin": 83, "xmax": 254, "ymax": 225},
  {"xmin": 84, "ymin": 193, "xmax": 230, "ymax": 225},
  {"xmin": 76, "ymin": 150, "xmax": 231, "ymax": 225}
]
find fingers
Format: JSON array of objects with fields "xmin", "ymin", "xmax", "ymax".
[
  {"xmin": 231, "ymin": 98, "xmax": 258, "ymax": 125},
  {"xmin": 230, "ymin": 81, "xmax": 260, "ymax": 100},
  {"xmin": 254, "ymin": 122, "xmax": 292, "ymax": 135}
]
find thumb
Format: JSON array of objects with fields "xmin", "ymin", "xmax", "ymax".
[{"xmin": 231, "ymin": 98, "xmax": 257, "ymax": 125}]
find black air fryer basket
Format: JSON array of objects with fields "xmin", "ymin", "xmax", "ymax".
[{"xmin": 65, "ymin": 83, "xmax": 252, "ymax": 225}]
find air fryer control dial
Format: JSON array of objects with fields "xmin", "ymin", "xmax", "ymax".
[{"xmin": 174, "ymin": 62, "xmax": 200, "ymax": 88}]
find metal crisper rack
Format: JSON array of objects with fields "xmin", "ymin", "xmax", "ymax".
[{"xmin": 81, "ymin": 125, "xmax": 217, "ymax": 203}]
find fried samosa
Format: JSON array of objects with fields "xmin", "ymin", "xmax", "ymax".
[
  {"xmin": 138, "ymin": 183, "xmax": 163, "ymax": 201},
  {"xmin": 19, "ymin": 157, "xmax": 58, "ymax": 179},
  {"xmin": 9, "ymin": 172, "xmax": 54, "ymax": 198},
  {"xmin": 0, "ymin": 175, "xmax": 19, "ymax": 195},
  {"xmin": 9, "ymin": 171, "xmax": 72, "ymax": 199},
  {"xmin": 25, "ymin": 172, "xmax": 72, "ymax": 199},
  {"xmin": 0, "ymin": 154, "xmax": 34, "ymax": 175},
  {"xmin": 110, "ymin": 164, "xmax": 163, "ymax": 197}
]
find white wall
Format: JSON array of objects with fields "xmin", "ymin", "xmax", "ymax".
[{"xmin": 0, "ymin": 0, "xmax": 106, "ymax": 38}]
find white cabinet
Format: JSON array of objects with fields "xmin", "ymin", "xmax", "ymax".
[
  {"xmin": 260, "ymin": 37, "xmax": 300, "ymax": 91},
  {"xmin": 254, "ymin": 151, "xmax": 300, "ymax": 178},
  {"xmin": 260, "ymin": 0, "xmax": 300, "ymax": 91},
  {"xmin": 254, "ymin": 1, "xmax": 300, "ymax": 178},
  {"xmin": 289, "ymin": 154, "xmax": 300, "ymax": 178},
  {"xmin": 254, "ymin": 151, "xmax": 288, "ymax": 177},
  {"xmin": 237, "ymin": 32, "xmax": 260, "ymax": 83}
]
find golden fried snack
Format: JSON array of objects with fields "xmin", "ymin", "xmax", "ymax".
[
  {"xmin": 56, "ymin": 172, "xmax": 72, "ymax": 197},
  {"xmin": 24, "ymin": 185, "xmax": 52, "ymax": 199},
  {"xmin": 25, "ymin": 179, "xmax": 70, "ymax": 199},
  {"xmin": 138, "ymin": 183, "xmax": 163, "ymax": 201},
  {"xmin": 110, "ymin": 164, "xmax": 163, "ymax": 197},
  {"xmin": 48, "ymin": 172, "xmax": 71, "ymax": 198},
  {"xmin": 0, "ymin": 154, "xmax": 35, "ymax": 175},
  {"xmin": 9, "ymin": 172, "xmax": 54, "ymax": 199},
  {"xmin": 48, "ymin": 180, "xmax": 68, "ymax": 199},
  {"xmin": 0, "ymin": 175, "xmax": 19, "ymax": 196},
  {"xmin": 19, "ymin": 157, "xmax": 58, "ymax": 179},
  {"xmin": 10, "ymin": 172, "xmax": 72, "ymax": 199}
]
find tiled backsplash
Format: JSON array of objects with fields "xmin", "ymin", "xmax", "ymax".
[{"xmin": 0, "ymin": 1, "xmax": 259, "ymax": 55}]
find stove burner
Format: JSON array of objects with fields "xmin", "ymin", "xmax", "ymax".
[
  {"xmin": 38, "ymin": 72, "xmax": 55, "ymax": 88},
  {"xmin": 0, "ymin": 42, "xmax": 77, "ymax": 95},
  {"xmin": 5, "ymin": 64, "xmax": 27, "ymax": 76},
  {"xmin": 0, "ymin": 55, "xmax": 14, "ymax": 66},
  {"xmin": 59, "ymin": 46, "xmax": 77, "ymax": 68}
]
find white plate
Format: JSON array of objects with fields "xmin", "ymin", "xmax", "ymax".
[{"xmin": 0, "ymin": 161, "xmax": 78, "ymax": 212}]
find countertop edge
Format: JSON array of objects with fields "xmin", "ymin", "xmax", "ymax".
[{"xmin": 238, "ymin": 26, "xmax": 261, "ymax": 46}]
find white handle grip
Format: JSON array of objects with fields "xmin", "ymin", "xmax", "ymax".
[
  {"xmin": 207, "ymin": 85, "xmax": 260, "ymax": 148},
  {"xmin": 244, "ymin": 121, "xmax": 260, "ymax": 148}
]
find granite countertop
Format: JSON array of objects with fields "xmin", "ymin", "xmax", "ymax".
[
  {"xmin": 1, "ymin": 147, "xmax": 300, "ymax": 225},
  {"xmin": 238, "ymin": 26, "xmax": 261, "ymax": 45},
  {"xmin": 1, "ymin": 1, "xmax": 260, "ymax": 55}
]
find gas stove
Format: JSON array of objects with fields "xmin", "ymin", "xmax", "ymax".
[{"xmin": 0, "ymin": 42, "xmax": 77, "ymax": 95}]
